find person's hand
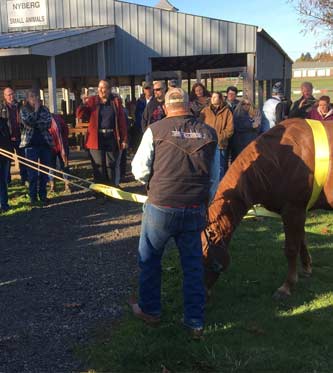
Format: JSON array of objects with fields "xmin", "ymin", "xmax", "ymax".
[
  {"xmin": 81, "ymin": 94, "xmax": 89, "ymax": 105},
  {"xmin": 34, "ymin": 99, "xmax": 41, "ymax": 112},
  {"xmin": 121, "ymin": 142, "xmax": 128, "ymax": 150}
]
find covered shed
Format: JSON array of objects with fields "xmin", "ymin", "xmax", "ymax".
[{"xmin": 0, "ymin": 0, "xmax": 292, "ymax": 113}]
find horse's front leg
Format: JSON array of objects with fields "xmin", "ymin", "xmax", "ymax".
[
  {"xmin": 274, "ymin": 206, "xmax": 306, "ymax": 299},
  {"xmin": 299, "ymin": 238, "xmax": 312, "ymax": 277}
]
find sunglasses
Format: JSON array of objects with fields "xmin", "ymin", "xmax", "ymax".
[{"xmin": 154, "ymin": 88, "xmax": 162, "ymax": 91}]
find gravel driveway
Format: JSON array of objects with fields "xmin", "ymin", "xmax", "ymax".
[{"xmin": 0, "ymin": 188, "xmax": 143, "ymax": 372}]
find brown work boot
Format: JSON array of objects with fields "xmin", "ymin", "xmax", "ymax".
[
  {"xmin": 190, "ymin": 327, "xmax": 204, "ymax": 340},
  {"xmin": 128, "ymin": 296, "xmax": 160, "ymax": 326},
  {"xmin": 49, "ymin": 181, "xmax": 55, "ymax": 193},
  {"xmin": 64, "ymin": 180, "xmax": 71, "ymax": 194},
  {"xmin": 181, "ymin": 319, "xmax": 204, "ymax": 340}
]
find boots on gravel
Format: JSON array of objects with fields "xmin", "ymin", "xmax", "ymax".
[{"xmin": 49, "ymin": 180, "xmax": 55, "ymax": 193}]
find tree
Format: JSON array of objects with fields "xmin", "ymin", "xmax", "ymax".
[
  {"xmin": 313, "ymin": 52, "xmax": 333, "ymax": 61},
  {"xmin": 295, "ymin": 52, "xmax": 314, "ymax": 62},
  {"xmin": 291, "ymin": 0, "xmax": 333, "ymax": 49}
]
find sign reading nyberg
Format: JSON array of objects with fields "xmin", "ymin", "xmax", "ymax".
[{"xmin": 7, "ymin": 0, "xmax": 48, "ymax": 28}]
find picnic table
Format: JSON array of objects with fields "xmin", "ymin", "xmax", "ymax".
[{"xmin": 69, "ymin": 122, "xmax": 88, "ymax": 149}]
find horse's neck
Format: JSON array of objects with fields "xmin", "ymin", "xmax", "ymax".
[{"xmin": 208, "ymin": 185, "xmax": 251, "ymax": 245}]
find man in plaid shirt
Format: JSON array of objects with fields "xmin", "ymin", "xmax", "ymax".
[{"xmin": 20, "ymin": 90, "xmax": 53, "ymax": 204}]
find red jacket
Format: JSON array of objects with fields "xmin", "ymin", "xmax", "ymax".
[
  {"xmin": 76, "ymin": 95, "xmax": 128, "ymax": 150},
  {"xmin": 307, "ymin": 106, "xmax": 333, "ymax": 121}
]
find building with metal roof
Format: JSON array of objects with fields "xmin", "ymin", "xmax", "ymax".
[{"xmin": 0, "ymin": 0, "xmax": 292, "ymax": 113}]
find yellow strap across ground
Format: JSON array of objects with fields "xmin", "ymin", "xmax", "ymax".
[
  {"xmin": 90, "ymin": 119, "xmax": 330, "ymax": 217},
  {"xmin": 89, "ymin": 183, "xmax": 148, "ymax": 204},
  {"xmin": 89, "ymin": 183, "xmax": 278, "ymax": 219},
  {"xmin": 305, "ymin": 119, "xmax": 330, "ymax": 211}
]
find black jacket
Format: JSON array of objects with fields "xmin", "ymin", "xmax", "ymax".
[
  {"xmin": 148, "ymin": 115, "xmax": 217, "ymax": 207},
  {"xmin": 141, "ymin": 97, "xmax": 166, "ymax": 132},
  {"xmin": 289, "ymin": 96, "xmax": 316, "ymax": 118},
  {"xmin": 0, "ymin": 117, "xmax": 13, "ymax": 159}
]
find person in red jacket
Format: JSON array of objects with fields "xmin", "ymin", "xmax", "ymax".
[
  {"xmin": 76, "ymin": 80, "xmax": 128, "ymax": 185},
  {"xmin": 48, "ymin": 114, "xmax": 70, "ymax": 193}
]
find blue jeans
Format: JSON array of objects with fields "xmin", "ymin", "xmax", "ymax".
[
  {"xmin": 25, "ymin": 146, "xmax": 51, "ymax": 202},
  {"xmin": 138, "ymin": 203, "xmax": 206, "ymax": 329},
  {"xmin": 219, "ymin": 148, "xmax": 227, "ymax": 180},
  {"xmin": 49, "ymin": 149, "xmax": 69, "ymax": 182},
  {"xmin": 0, "ymin": 158, "xmax": 10, "ymax": 210},
  {"xmin": 8, "ymin": 140, "xmax": 28, "ymax": 184}
]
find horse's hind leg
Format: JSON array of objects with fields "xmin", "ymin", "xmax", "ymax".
[
  {"xmin": 274, "ymin": 206, "xmax": 306, "ymax": 299},
  {"xmin": 300, "ymin": 239, "xmax": 312, "ymax": 277}
]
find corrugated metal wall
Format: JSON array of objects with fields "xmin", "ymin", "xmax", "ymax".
[
  {"xmin": 256, "ymin": 33, "xmax": 292, "ymax": 80},
  {"xmin": 0, "ymin": 0, "xmax": 257, "ymax": 76}
]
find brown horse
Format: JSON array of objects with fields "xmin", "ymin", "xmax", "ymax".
[{"xmin": 202, "ymin": 118, "xmax": 333, "ymax": 299}]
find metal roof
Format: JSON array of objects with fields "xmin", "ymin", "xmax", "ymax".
[{"xmin": 0, "ymin": 26, "xmax": 115, "ymax": 57}]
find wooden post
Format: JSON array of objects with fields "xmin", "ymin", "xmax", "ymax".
[
  {"xmin": 130, "ymin": 76, "xmax": 135, "ymax": 100},
  {"xmin": 258, "ymin": 80, "xmax": 264, "ymax": 109},
  {"xmin": 266, "ymin": 80, "xmax": 271, "ymax": 100},
  {"xmin": 47, "ymin": 56, "xmax": 57, "ymax": 113},
  {"xmin": 97, "ymin": 41, "xmax": 106, "ymax": 80},
  {"xmin": 187, "ymin": 73, "xmax": 191, "ymax": 94},
  {"xmin": 244, "ymin": 53, "xmax": 255, "ymax": 103}
]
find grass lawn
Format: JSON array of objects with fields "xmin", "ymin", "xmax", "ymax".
[{"xmin": 77, "ymin": 211, "xmax": 333, "ymax": 373}]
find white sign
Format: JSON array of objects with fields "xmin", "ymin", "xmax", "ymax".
[{"xmin": 7, "ymin": 0, "xmax": 48, "ymax": 28}]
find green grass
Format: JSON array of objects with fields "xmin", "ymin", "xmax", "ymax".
[{"xmin": 77, "ymin": 211, "xmax": 333, "ymax": 372}]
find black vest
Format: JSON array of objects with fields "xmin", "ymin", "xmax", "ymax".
[{"xmin": 148, "ymin": 115, "xmax": 217, "ymax": 206}]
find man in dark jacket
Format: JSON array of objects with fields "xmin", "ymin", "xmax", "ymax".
[
  {"xmin": 132, "ymin": 81, "xmax": 153, "ymax": 151},
  {"xmin": 0, "ymin": 117, "xmax": 13, "ymax": 212},
  {"xmin": 130, "ymin": 88, "xmax": 219, "ymax": 338},
  {"xmin": 289, "ymin": 81, "xmax": 316, "ymax": 118},
  {"xmin": 141, "ymin": 81, "xmax": 166, "ymax": 132},
  {"xmin": 0, "ymin": 87, "xmax": 28, "ymax": 185}
]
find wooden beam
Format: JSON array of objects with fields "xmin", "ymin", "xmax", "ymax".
[
  {"xmin": 244, "ymin": 53, "xmax": 255, "ymax": 103},
  {"xmin": 258, "ymin": 80, "xmax": 264, "ymax": 109},
  {"xmin": 47, "ymin": 56, "xmax": 57, "ymax": 113},
  {"xmin": 97, "ymin": 41, "xmax": 106, "ymax": 80}
]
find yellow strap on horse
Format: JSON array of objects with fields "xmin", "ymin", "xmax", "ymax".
[
  {"xmin": 89, "ymin": 183, "xmax": 148, "ymax": 204},
  {"xmin": 244, "ymin": 119, "xmax": 330, "ymax": 219},
  {"xmin": 305, "ymin": 119, "xmax": 330, "ymax": 211}
]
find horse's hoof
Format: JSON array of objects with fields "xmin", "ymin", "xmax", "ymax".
[{"xmin": 272, "ymin": 289, "xmax": 290, "ymax": 301}]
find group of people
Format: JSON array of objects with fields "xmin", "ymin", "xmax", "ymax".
[
  {"xmin": 1, "ymin": 78, "xmax": 333, "ymax": 339},
  {"xmin": 0, "ymin": 88, "xmax": 70, "ymax": 212},
  {"xmin": 132, "ymin": 81, "xmax": 263, "ymax": 181}
]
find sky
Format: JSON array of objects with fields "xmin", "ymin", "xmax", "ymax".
[{"xmin": 124, "ymin": 0, "xmax": 320, "ymax": 61}]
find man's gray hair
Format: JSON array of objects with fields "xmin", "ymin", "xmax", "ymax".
[
  {"xmin": 165, "ymin": 88, "xmax": 189, "ymax": 107},
  {"xmin": 153, "ymin": 80, "xmax": 166, "ymax": 91},
  {"xmin": 301, "ymin": 81, "xmax": 313, "ymax": 90}
]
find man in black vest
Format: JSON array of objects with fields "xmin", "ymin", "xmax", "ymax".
[{"xmin": 131, "ymin": 88, "xmax": 219, "ymax": 338}]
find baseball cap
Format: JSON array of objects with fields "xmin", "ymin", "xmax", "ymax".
[
  {"xmin": 168, "ymin": 79, "xmax": 178, "ymax": 88},
  {"xmin": 142, "ymin": 81, "xmax": 152, "ymax": 89},
  {"xmin": 165, "ymin": 88, "xmax": 189, "ymax": 106},
  {"xmin": 272, "ymin": 81, "xmax": 284, "ymax": 95}
]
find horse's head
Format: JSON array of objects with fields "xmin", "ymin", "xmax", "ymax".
[{"xmin": 201, "ymin": 226, "xmax": 231, "ymax": 290}]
